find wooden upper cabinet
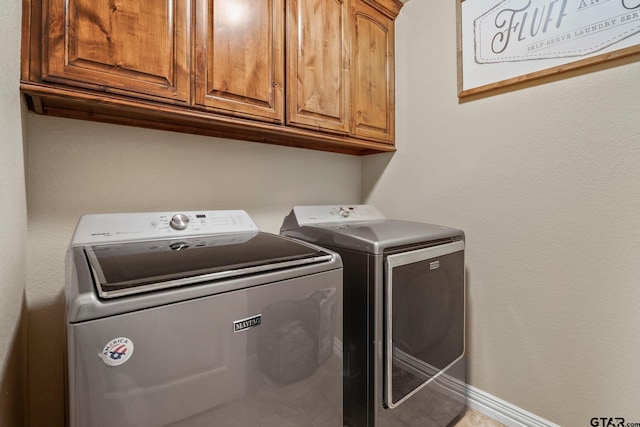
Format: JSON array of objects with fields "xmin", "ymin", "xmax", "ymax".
[
  {"xmin": 286, "ymin": 0, "xmax": 350, "ymax": 134},
  {"xmin": 43, "ymin": 0, "xmax": 190, "ymax": 103},
  {"xmin": 351, "ymin": 0, "xmax": 395, "ymax": 143},
  {"xmin": 194, "ymin": 0, "xmax": 284, "ymax": 123},
  {"xmin": 22, "ymin": 0, "xmax": 403, "ymax": 154}
]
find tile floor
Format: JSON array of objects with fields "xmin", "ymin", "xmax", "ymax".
[{"xmin": 452, "ymin": 408, "xmax": 506, "ymax": 427}]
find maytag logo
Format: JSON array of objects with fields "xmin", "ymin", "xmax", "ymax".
[
  {"xmin": 233, "ymin": 314, "xmax": 262, "ymax": 333},
  {"xmin": 430, "ymin": 261, "xmax": 440, "ymax": 270}
]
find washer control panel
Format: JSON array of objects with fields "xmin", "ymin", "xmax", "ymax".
[
  {"xmin": 291, "ymin": 205, "xmax": 386, "ymax": 226},
  {"xmin": 72, "ymin": 210, "xmax": 259, "ymax": 245}
]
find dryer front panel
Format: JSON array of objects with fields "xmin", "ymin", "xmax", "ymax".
[{"xmin": 383, "ymin": 240, "xmax": 465, "ymax": 408}]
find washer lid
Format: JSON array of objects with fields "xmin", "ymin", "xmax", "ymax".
[{"xmin": 85, "ymin": 232, "xmax": 333, "ymax": 298}]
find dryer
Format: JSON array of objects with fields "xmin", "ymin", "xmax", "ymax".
[
  {"xmin": 65, "ymin": 210, "xmax": 343, "ymax": 427},
  {"xmin": 281, "ymin": 205, "xmax": 466, "ymax": 427}
]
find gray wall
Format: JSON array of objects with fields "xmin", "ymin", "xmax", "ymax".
[
  {"xmin": 0, "ymin": 1, "xmax": 28, "ymax": 426},
  {"xmin": 363, "ymin": 1, "xmax": 640, "ymax": 426}
]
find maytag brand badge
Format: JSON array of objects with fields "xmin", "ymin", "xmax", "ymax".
[
  {"xmin": 233, "ymin": 314, "xmax": 262, "ymax": 333},
  {"xmin": 100, "ymin": 337, "xmax": 134, "ymax": 367},
  {"xmin": 430, "ymin": 261, "xmax": 440, "ymax": 270}
]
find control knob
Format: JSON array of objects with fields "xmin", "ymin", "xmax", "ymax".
[{"xmin": 170, "ymin": 214, "xmax": 190, "ymax": 230}]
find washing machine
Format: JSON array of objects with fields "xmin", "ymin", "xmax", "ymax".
[
  {"xmin": 65, "ymin": 210, "xmax": 343, "ymax": 427},
  {"xmin": 281, "ymin": 205, "xmax": 466, "ymax": 427}
]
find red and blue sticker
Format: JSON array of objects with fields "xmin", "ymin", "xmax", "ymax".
[{"xmin": 101, "ymin": 337, "xmax": 134, "ymax": 367}]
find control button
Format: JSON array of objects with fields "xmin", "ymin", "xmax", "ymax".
[
  {"xmin": 169, "ymin": 242, "xmax": 189, "ymax": 251},
  {"xmin": 170, "ymin": 214, "xmax": 190, "ymax": 230}
]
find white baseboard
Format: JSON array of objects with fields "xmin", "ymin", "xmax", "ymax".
[
  {"xmin": 465, "ymin": 385, "xmax": 560, "ymax": 427},
  {"xmin": 335, "ymin": 337, "xmax": 557, "ymax": 427}
]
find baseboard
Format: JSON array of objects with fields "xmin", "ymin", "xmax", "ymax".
[
  {"xmin": 335, "ymin": 336, "xmax": 557, "ymax": 427},
  {"xmin": 465, "ymin": 385, "xmax": 561, "ymax": 427}
]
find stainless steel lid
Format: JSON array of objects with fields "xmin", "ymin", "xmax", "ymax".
[
  {"xmin": 281, "ymin": 205, "xmax": 464, "ymax": 254},
  {"xmin": 86, "ymin": 232, "xmax": 333, "ymax": 298}
]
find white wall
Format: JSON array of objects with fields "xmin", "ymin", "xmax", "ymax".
[
  {"xmin": 0, "ymin": 1, "xmax": 28, "ymax": 426},
  {"xmin": 363, "ymin": 1, "xmax": 640, "ymax": 426},
  {"xmin": 25, "ymin": 115, "xmax": 362, "ymax": 426}
]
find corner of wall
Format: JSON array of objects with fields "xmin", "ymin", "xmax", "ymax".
[{"xmin": 0, "ymin": 294, "xmax": 29, "ymax": 427}]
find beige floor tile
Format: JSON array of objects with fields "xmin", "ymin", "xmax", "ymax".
[{"xmin": 452, "ymin": 408, "xmax": 507, "ymax": 427}]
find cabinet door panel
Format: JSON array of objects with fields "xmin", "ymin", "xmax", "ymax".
[
  {"xmin": 44, "ymin": 0, "xmax": 190, "ymax": 102},
  {"xmin": 351, "ymin": 1, "xmax": 394, "ymax": 142},
  {"xmin": 287, "ymin": 0, "xmax": 349, "ymax": 134},
  {"xmin": 195, "ymin": 0, "xmax": 284, "ymax": 123}
]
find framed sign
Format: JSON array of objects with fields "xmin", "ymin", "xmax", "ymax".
[{"xmin": 457, "ymin": 0, "xmax": 640, "ymax": 97}]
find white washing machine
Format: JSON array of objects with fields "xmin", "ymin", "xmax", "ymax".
[
  {"xmin": 65, "ymin": 210, "xmax": 343, "ymax": 427},
  {"xmin": 281, "ymin": 205, "xmax": 466, "ymax": 427}
]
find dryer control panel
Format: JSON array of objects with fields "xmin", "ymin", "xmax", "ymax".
[
  {"xmin": 71, "ymin": 210, "xmax": 259, "ymax": 245},
  {"xmin": 289, "ymin": 205, "xmax": 386, "ymax": 226}
]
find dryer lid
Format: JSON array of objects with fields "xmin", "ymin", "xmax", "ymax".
[
  {"xmin": 280, "ymin": 205, "xmax": 464, "ymax": 254},
  {"xmin": 85, "ymin": 232, "xmax": 333, "ymax": 298}
]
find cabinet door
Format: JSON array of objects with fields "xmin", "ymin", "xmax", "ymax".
[
  {"xmin": 286, "ymin": 0, "xmax": 350, "ymax": 134},
  {"xmin": 194, "ymin": 0, "xmax": 284, "ymax": 123},
  {"xmin": 44, "ymin": 0, "xmax": 190, "ymax": 103},
  {"xmin": 351, "ymin": 0, "xmax": 394, "ymax": 143}
]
